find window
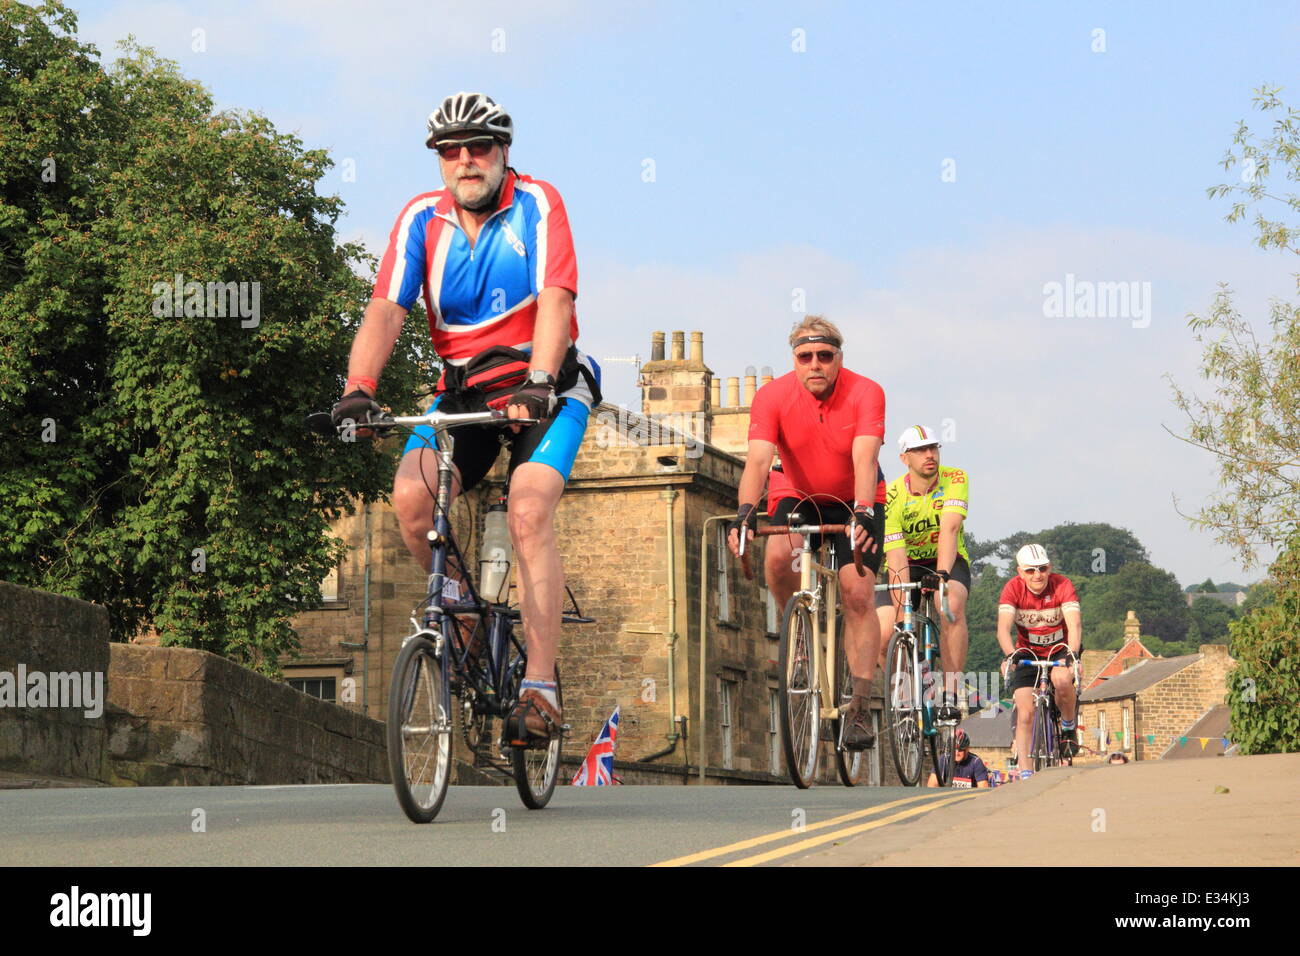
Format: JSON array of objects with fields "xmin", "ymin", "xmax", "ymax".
[
  {"xmin": 768, "ymin": 688, "xmax": 780, "ymax": 775},
  {"xmin": 320, "ymin": 565, "xmax": 339, "ymax": 602},
  {"xmin": 288, "ymin": 677, "xmax": 337, "ymax": 703},
  {"xmin": 1099, "ymin": 710, "xmax": 1107, "ymax": 751},
  {"xmin": 720, "ymin": 678, "xmax": 735, "ymax": 769},
  {"xmin": 1123, "ymin": 706, "xmax": 1132, "ymax": 753},
  {"xmin": 765, "ymin": 586, "xmax": 779, "ymax": 635},
  {"xmin": 716, "ymin": 525, "xmax": 731, "ymax": 623}
]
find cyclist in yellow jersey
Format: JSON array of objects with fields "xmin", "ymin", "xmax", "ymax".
[{"xmin": 875, "ymin": 425, "xmax": 971, "ymax": 720}]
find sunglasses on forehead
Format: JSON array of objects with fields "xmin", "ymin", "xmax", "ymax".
[
  {"xmin": 794, "ymin": 349, "xmax": 839, "ymax": 365},
  {"xmin": 434, "ymin": 137, "xmax": 498, "ymax": 160}
]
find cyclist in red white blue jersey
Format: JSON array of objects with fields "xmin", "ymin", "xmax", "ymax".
[{"xmin": 332, "ymin": 92, "xmax": 599, "ymax": 744}]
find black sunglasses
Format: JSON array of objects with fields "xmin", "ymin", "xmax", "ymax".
[{"xmin": 435, "ymin": 137, "xmax": 498, "ymax": 160}]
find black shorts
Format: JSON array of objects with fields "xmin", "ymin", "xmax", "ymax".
[
  {"xmin": 767, "ymin": 497, "xmax": 884, "ymax": 576},
  {"xmin": 1007, "ymin": 647, "xmax": 1073, "ymax": 694},
  {"xmin": 874, "ymin": 555, "xmax": 971, "ymax": 609}
]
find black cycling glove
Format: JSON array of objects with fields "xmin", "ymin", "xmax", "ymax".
[
  {"xmin": 851, "ymin": 502, "xmax": 875, "ymax": 552},
  {"xmin": 506, "ymin": 382, "xmax": 557, "ymax": 420},
  {"xmin": 331, "ymin": 389, "xmax": 381, "ymax": 427}
]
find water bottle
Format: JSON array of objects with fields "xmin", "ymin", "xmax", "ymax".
[{"xmin": 479, "ymin": 498, "xmax": 513, "ymax": 604}]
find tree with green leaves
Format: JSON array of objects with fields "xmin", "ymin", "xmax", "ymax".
[
  {"xmin": 1171, "ymin": 85, "xmax": 1300, "ymax": 754},
  {"xmin": 992, "ymin": 522, "xmax": 1148, "ymax": 578},
  {"xmin": 0, "ymin": 1, "xmax": 429, "ymax": 673},
  {"xmin": 1169, "ymin": 86, "xmax": 1299, "ymax": 569}
]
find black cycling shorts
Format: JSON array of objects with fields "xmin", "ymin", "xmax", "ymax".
[
  {"xmin": 767, "ymin": 497, "xmax": 884, "ymax": 576},
  {"xmin": 1007, "ymin": 647, "xmax": 1073, "ymax": 694},
  {"xmin": 874, "ymin": 555, "xmax": 971, "ymax": 609}
]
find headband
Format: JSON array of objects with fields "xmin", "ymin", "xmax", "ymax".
[{"xmin": 792, "ymin": 334, "xmax": 841, "ymax": 349}]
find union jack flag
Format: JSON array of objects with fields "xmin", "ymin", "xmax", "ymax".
[{"xmin": 571, "ymin": 705, "xmax": 620, "ymax": 786}]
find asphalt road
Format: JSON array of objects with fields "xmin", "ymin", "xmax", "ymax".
[{"xmin": 0, "ymin": 782, "xmax": 978, "ymax": 867}]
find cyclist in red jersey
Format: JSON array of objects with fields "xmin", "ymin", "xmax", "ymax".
[
  {"xmin": 997, "ymin": 544, "xmax": 1083, "ymax": 766},
  {"xmin": 728, "ymin": 316, "xmax": 887, "ymax": 750}
]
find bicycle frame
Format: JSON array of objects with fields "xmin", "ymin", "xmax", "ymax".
[
  {"xmin": 881, "ymin": 580, "xmax": 951, "ymax": 737},
  {"xmin": 788, "ymin": 530, "xmax": 846, "ymax": 724},
  {"xmin": 407, "ymin": 420, "xmax": 529, "ymax": 716}
]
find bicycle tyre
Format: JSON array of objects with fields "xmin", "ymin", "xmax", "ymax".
[
  {"xmin": 885, "ymin": 627, "xmax": 924, "ymax": 787},
  {"xmin": 832, "ymin": 616, "xmax": 864, "ymax": 786},
  {"xmin": 930, "ymin": 719, "xmax": 957, "ymax": 787},
  {"xmin": 511, "ymin": 665, "xmax": 564, "ymax": 809},
  {"xmin": 1031, "ymin": 696, "xmax": 1053, "ymax": 772},
  {"xmin": 779, "ymin": 597, "xmax": 821, "ymax": 789},
  {"xmin": 387, "ymin": 634, "xmax": 453, "ymax": 823}
]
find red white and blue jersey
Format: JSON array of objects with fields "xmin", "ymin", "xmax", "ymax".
[{"xmin": 373, "ymin": 170, "xmax": 580, "ymax": 369}]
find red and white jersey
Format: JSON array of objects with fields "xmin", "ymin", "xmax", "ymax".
[{"xmin": 998, "ymin": 574, "xmax": 1080, "ymax": 656}]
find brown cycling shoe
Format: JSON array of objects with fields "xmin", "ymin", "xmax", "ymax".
[
  {"xmin": 842, "ymin": 695, "xmax": 876, "ymax": 751},
  {"xmin": 506, "ymin": 689, "xmax": 562, "ymax": 748}
]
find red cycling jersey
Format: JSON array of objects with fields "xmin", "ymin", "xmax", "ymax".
[
  {"xmin": 998, "ymin": 574, "xmax": 1081, "ymax": 657},
  {"xmin": 749, "ymin": 368, "xmax": 886, "ymax": 506}
]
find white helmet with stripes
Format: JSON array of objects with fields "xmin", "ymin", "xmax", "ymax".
[
  {"xmin": 426, "ymin": 92, "xmax": 513, "ymax": 148},
  {"xmin": 898, "ymin": 424, "xmax": 940, "ymax": 453},
  {"xmin": 1016, "ymin": 544, "xmax": 1050, "ymax": 568}
]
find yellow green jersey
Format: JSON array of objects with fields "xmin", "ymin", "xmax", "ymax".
[{"xmin": 882, "ymin": 467, "xmax": 970, "ymax": 563}]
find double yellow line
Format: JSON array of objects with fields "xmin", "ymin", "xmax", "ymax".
[{"xmin": 650, "ymin": 792, "xmax": 978, "ymax": 867}]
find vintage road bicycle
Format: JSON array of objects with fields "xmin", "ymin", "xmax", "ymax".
[
  {"xmin": 309, "ymin": 407, "xmax": 594, "ymax": 823},
  {"xmin": 739, "ymin": 506, "xmax": 867, "ymax": 789},
  {"xmin": 1010, "ymin": 647, "xmax": 1080, "ymax": 772},
  {"xmin": 878, "ymin": 576, "xmax": 958, "ymax": 787}
]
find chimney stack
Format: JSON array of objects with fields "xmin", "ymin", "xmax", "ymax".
[
  {"xmin": 670, "ymin": 331, "xmax": 685, "ymax": 360},
  {"xmin": 689, "ymin": 330, "xmax": 703, "ymax": 364},
  {"xmin": 650, "ymin": 331, "xmax": 665, "ymax": 362},
  {"xmin": 711, "ymin": 379, "xmax": 722, "ymax": 407},
  {"xmin": 727, "ymin": 376, "xmax": 740, "ymax": 406},
  {"xmin": 743, "ymin": 366, "xmax": 757, "ymax": 406}
]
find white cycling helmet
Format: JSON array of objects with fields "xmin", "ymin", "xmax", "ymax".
[
  {"xmin": 898, "ymin": 424, "xmax": 940, "ymax": 454},
  {"xmin": 426, "ymin": 92, "xmax": 514, "ymax": 148},
  {"xmin": 1016, "ymin": 544, "xmax": 1050, "ymax": 568}
]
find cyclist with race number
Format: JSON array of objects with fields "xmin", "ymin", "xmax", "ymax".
[
  {"xmin": 330, "ymin": 92, "xmax": 601, "ymax": 745},
  {"xmin": 926, "ymin": 729, "xmax": 989, "ymax": 788},
  {"xmin": 727, "ymin": 316, "xmax": 887, "ymax": 750},
  {"xmin": 997, "ymin": 544, "xmax": 1082, "ymax": 766},
  {"xmin": 875, "ymin": 425, "xmax": 972, "ymax": 720}
]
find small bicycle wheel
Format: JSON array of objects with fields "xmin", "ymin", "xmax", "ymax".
[
  {"xmin": 885, "ymin": 628, "xmax": 924, "ymax": 787},
  {"xmin": 832, "ymin": 616, "xmax": 864, "ymax": 787},
  {"xmin": 779, "ymin": 597, "xmax": 821, "ymax": 789},
  {"xmin": 930, "ymin": 720, "xmax": 957, "ymax": 787},
  {"xmin": 511, "ymin": 665, "xmax": 564, "ymax": 809},
  {"xmin": 387, "ymin": 634, "xmax": 453, "ymax": 823}
]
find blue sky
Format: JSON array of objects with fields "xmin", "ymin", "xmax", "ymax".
[{"xmin": 70, "ymin": 0, "xmax": 1300, "ymax": 586}]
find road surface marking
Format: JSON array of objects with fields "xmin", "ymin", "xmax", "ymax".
[
  {"xmin": 723, "ymin": 792, "xmax": 977, "ymax": 866},
  {"xmin": 649, "ymin": 792, "xmax": 953, "ymax": 867}
]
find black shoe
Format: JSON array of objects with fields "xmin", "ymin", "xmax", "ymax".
[
  {"xmin": 1060, "ymin": 728, "xmax": 1077, "ymax": 757},
  {"xmin": 842, "ymin": 699, "xmax": 876, "ymax": 751}
]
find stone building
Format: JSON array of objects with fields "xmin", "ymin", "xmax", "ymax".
[
  {"xmin": 1076, "ymin": 643, "xmax": 1235, "ymax": 764},
  {"xmin": 287, "ymin": 330, "xmax": 895, "ymax": 785}
]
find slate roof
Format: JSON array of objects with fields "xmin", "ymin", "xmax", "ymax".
[
  {"xmin": 1080, "ymin": 654, "xmax": 1200, "ymax": 702},
  {"xmin": 1162, "ymin": 704, "xmax": 1232, "ymax": 759}
]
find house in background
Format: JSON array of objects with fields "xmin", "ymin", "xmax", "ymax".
[{"xmin": 1077, "ymin": 644, "xmax": 1235, "ymax": 763}]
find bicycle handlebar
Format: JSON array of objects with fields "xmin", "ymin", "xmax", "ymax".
[
  {"xmin": 874, "ymin": 578, "xmax": 955, "ymax": 623},
  {"xmin": 307, "ymin": 408, "xmax": 538, "ymax": 437},
  {"xmin": 738, "ymin": 523, "xmax": 864, "ymax": 580}
]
